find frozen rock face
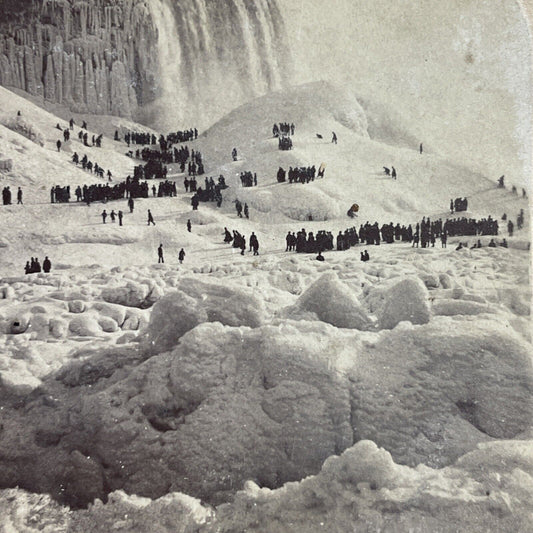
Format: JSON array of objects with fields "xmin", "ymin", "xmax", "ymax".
[
  {"xmin": 0, "ymin": 0, "xmax": 158, "ymax": 118},
  {"xmin": 0, "ymin": 0, "xmax": 291, "ymax": 127}
]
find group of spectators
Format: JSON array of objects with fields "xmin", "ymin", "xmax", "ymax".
[
  {"xmin": 240, "ymin": 171, "xmax": 258, "ymax": 187},
  {"xmin": 273, "ymin": 123, "xmax": 295, "ymax": 137},
  {"xmin": 450, "ymin": 198, "xmax": 468, "ymax": 213},
  {"xmin": 24, "ymin": 256, "xmax": 51, "ymax": 274}
]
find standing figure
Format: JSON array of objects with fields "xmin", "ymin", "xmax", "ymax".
[
  {"xmin": 158, "ymin": 243, "xmax": 164, "ymax": 263},
  {"xmin": 179, "ymin": 248, "xmax": 185, "ymax": 263},
  {"xmin": 147, "ymin": 209, "xmax": 156, "ymax": 225}
]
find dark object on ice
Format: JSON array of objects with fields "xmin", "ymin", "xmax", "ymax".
[
  {"xmin": 315, "ymin": 251, "xmax": 325, "ymax": 261},
  {"xmin": 179, "ymin": 248, "xmax": 185, "ymax": 263},
  {"xmin": 420, "ymin": 142, "xmax": 423, "ymax": 154},
  {"xmin": 512, "ymin": 185, "xmax": 517, "ymax": 194},
  {"xmin": 331, "ymin": 132, "xmax": 337, "ymax": 144},
  {"xmin": 316, "ymin": 133, "xmax": 323, "ymax": 139},
  {"xmin": 488, "ymin": 239, "xmax": 497, "ymax": 248},
  {"xmin": 497, "ymin": 175, "xmax": 505, "ymax": 188},
  {"xmin": 43, "ymin": 257, "xmax": 51, "ymax": 273},
  {"xmin": 360, "ymin": 250, "xmax": 370, "ymax": 262},
  {"xmin": 232, "ymin": 147, "xmax": 238, "ymax": 161},
  {"xmin": 347, "ymin": 203, "xmax": 359, "ymax": 218},
  {"xmin": 500, "ymin": 239, "xmax": 508, "ymax": 248},
  {"xmin": 453, "ymin": 197, "xmax": 468, "ymax": 213}
]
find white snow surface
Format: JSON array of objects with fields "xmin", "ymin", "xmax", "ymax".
[{"xmin": 0, "ymin": 84, "xmax": 531, "ymax": 531}]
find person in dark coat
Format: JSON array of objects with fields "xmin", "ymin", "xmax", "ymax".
[
  {"xmin": 56, "ymin": 139, "xmax": 62, "ymax": 152},
  {"xmin": 147, "ymin": 209, "xmax": 155, "ymax": 225},
  {"xmin": 118, "ymin": 210, "xmax": 123, "ymax": 226},
  {"xmin": 128, "ymin": 197, "xmax": 134, "ymax": 213},
  {"xmin": 187, "ymin": 219, "xmax": 192, "ymax": 232},
  {"xmin": 250, "ymin": 232, "xmax": 259, "ymax": 255},
  {"xmin": 43, "ymin": 256, "xmax": 51, "ymax": 273},
  {"xmin": 316, "ymin": 250, "xmax": 325, "ymax": 261},
  {"xmin": 101, "ymin": 209, "xmax": 107, "ymax": 223},
  {"xmin": 158, "ymin": 244, "xmax": 164, "ymax": 263},
  {"xmin": 24, "ymin": 261, "xmax": 31, "ymax": 275},
  {"xmin": 240, "ymin": 236, "xmax": 246, "ymax": 255},
  {"xmin": 179, "ymin": 248, "xmax": 185, "ymax": 263},
  {"xmin": 17, "ymin": 187, "xmax": 22, "ymax": 205}
]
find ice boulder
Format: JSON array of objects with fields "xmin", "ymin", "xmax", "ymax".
[
  {"xmin": 286, "ymin": 273, "xmax": 371, "ymax": 329},
  {"xmin": 68, "ymin": 300, "xmax": 86, "ymax": 314},
  {"xmin": 101, "ymin": 281, "xmax": 155, "ymax": 308},
  {"xmin": 69, "ymin": 316, "xmax": 102, "ymax": 336},
  {"xmin": 143, "ymin": 279, "xmax": 265, "ymax": 355},
  {"xmin": 378, "ymin": 277, "xmax": 431, "ymax": 329}
]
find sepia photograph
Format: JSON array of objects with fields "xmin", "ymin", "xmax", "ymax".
[{"xmin": 0, "ymin": 0, "xmax": 531, "ymax": 531}]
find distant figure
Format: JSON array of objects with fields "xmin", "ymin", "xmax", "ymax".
[
  {"xmin": 244, "ymin": 203, "xmax": 249, "ymax": 219},
  {"xmin": 450, "ymin": 199, "xmax": 454, "ymax": 213},
  {"xmin": 522, "ymin": 188, "xmax": 527, "ymax": 198},
  {"xmin": 240, "ymin": 235, "xmax": 246, "ymax": 255},
  {"xmin": 488, "ymin": 239, "xmax": 497, "ymax": 248},
  {"xmin": 24, "ymin": 261, "xmax": 31, "ymax": 275},
  {"xmin": 316, "ymin": 251, "xmax": 325, "ymax": 261},
  {"xmin": 331, "ymin": 132, "xmax": 337, "ymax": 144},
  {"xmin": 43, "ymin": 256, "xmax": 51, "ymax": 273},
  {"xmin": 502, "ymin": 213, "xmax": 507, "ymax": 221},
  {"xmin": 383, "ymin": 167, "xmax": 390, "ymax": 176},
  {"xmin": 107, "ymin": 170, "xmax": 112, "ymax": 182},
  {"xmin": 512, "ymin": 185, "xmax": 517, "ymax": 194},
  {"xmin": 316, "ymin": 133, "xmax": 323, "ymax": 139},
  {"xmin": 17, "ymin": 110, "xmax": 21, "ymax": 116},
  {"xmin": 56, "ymin": 139, "xmax": 62, "ymax": 152},
  {"xmin": 69, "ymin": 118, "xmax": 75, "ymax": 129},
  {"xmin": 441, "ymin": 232, "xmax": 447, "ymax": 248},
  {"xmin": 158, "ymin": 243, "xmax": 164, "ymax": 263},
  {"xmin": 250, "ymin": 232, "xmax": 259, "ymax": 255},
  {"xmin": 391, "ymin": 166, "xmax": 397, "ymax": 180},
  {"xmin": 500, "ymin": 238, "xmax": 508, "ymax": 248},
  {"xmin": 455, "ymin": 242, "xmax": 464, "ymax": 251},
  {"xmin": 101, "ymin": 209, "xmax": 107, "ymax": 223},
  {"xmin": 497, "ymin": 175, "xmax": 505, "ymax": 188},
  {"xmin": 128, "ymin": 197, "xmax": 134, "ymax": 213},
  {"xmin": 110, "ymin": 210, "xmax": 116, "ymax": 223},
  {"xmin": 118, "ymin": 210, "xmax": 123, "ymax": 226},
  {"xmin": 507, "ymin": 220, "xmax": 514, "ymax": 237},
  {"xmin": 187, "ymin": 219, "xmax": 192, "ymax": 232},
  {"xmin": 178, "ymin": 248, "xmax": 185, "ymax": 263},
  {"xmin": 17, "ymin": 187, "xmax": 23, "ymax": 205},
  {"xmin": 419, "ymin": 143, "xmax": 423, "ymax": 154},
  {"xmin": 232, "ymin": 147, "xmax": 238, "ymax": 161},
  {"xmin": 147, "ymin": 209, "xmax": 155, "ymax": 226}
]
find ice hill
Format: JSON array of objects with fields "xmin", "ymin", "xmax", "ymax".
[
  {"xmin": 0, "ymin": 83, "xmax": 531, "ymax": 532},
  {"xmin": 0, "ymin": 82, "xmax": 529, "ymax": 276}
]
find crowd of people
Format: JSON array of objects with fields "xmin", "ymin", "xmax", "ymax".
[
  {"xmin": 122, "ymin": 128, "xmax": 198, "ymax": 148},
  {"xmin": 24, "ymin": 256, "xmax": 51, "ymax": 274},
  {"xmin": 450, "ymin": 197, "xmax": 468, "ymax": 213},
  {"xmin": 285, "ymin": 229, "xmax": 335, "ymax": 253},
  {"xmin": 240, "ymin": 171, "xmax": 257, "ymax": 187},
  {"xmin": 273, "ymin": 123, "xmax": 295, "ymax": 137},
  {"xmin": 234, "ymin": 199, "xmax": 249, "ymax": 218},
  {"xmin": 278, "ymin": 136, "xmax": 293, "ymax": 150},
  {"xmin": 276, "ymin": 165, "xmax": 325, "ymax": 184}
]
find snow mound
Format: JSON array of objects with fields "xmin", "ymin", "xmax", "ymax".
[
  {"xmin": 142, "ymin": 278, "xmax": 265, "ymax": 355},
  {"xmin": 0, "ymin": 114, "xmax": 45, "ymax": 146},
  {"xmin": 376, "ymin": 277, "xmax": 431, "ymax": 329},
  {"xmin": 285, "ymin": 272, "xmax": 371, "ymax": 329}
]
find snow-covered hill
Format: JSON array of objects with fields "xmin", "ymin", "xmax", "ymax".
[{"xmin": 0, "ymin": 83, "xmax": 531, "ymax": 532}]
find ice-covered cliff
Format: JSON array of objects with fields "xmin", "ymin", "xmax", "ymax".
[{"xmin": 0, "ymin": 0, "xmax": 290, "ymax": 126}]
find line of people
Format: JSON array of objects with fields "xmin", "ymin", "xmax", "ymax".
[
  {"xmin": 72, "ymin": 152, "xmax": 113, "ymax": 180},
  {"xmin": 2, "ymin": 186, "xmax": 23, "ymax": 205}
]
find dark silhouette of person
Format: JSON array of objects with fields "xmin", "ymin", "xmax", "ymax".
[
  {"xmin": 17, "ymin": 187, "xmax": 22, "ymax": 204},
  {"xmin": 43, "ymin": 256, "xmax": 51, "ymax": 273},
  {"xmin": 158, "ymin": 244, "xmax": 164, "ymax": 263},
  {"xmin": 187, "ymin": 219, "xmax": 191, "ymax": 232},
  {"xmin": 316, "ymin": 251, "xmax": 325, "ymax": 261},
  {"xmin": 101, "ymin": 210, "xmax": 107, "ymax": 223},
  {"xmin": 56, "ymin": 139, "xmax": 62, "ymax": 152},
  {"xmin": 147, "ymin": 209, "xmax": 155, "ymax": 225},
  {"xmin": 179, "ymin": 248, "xmax": 185, "ymax": 263},
  {"xmin": 331, "ymin": 132, "xmax": 337, "ymax": 144},
  {"xmin": 118, "ymin": 210, "xmax": 123, "ymax": 226}
]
